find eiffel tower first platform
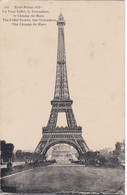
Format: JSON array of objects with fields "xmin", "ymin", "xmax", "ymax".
[{"xmin": 35, "ymin": 13, "xmax": 89, "ymax": 158}]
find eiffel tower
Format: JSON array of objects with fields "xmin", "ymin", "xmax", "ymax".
[{"xmin": 35, "ymin": 13, "xmax": 89, "ymax": 158}]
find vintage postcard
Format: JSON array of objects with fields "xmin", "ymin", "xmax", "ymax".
[{"xmin": 0, "ymin": 0, "xmax": 125, "ymax": 194}]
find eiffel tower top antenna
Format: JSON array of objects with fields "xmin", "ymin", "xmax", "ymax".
[{"xmin": 60, "ymin": 8, "xmax": 62, "ymax": 14}]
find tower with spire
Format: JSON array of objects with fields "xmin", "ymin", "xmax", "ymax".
[{"xmin": 35, "ymin": 13, "xmax": 89, "ymax": 158}]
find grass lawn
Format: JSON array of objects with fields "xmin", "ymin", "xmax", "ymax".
[{"xmin": 1, "ymin": 165, "xmax": 124, "ymax": 194}]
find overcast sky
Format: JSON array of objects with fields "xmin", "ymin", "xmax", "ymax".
[{"xmin": 1, "ymin": 1, "xmax": 124, "ymax": 152}]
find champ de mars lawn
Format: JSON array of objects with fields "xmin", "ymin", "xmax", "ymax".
[{"xmin": 1, "ymin": 165, "xmax": 124, "ymax": 194}]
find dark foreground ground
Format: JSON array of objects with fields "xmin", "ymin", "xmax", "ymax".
[{"xmin": 1, "ymin": 165, "xmax": 124, "ymax": 194}]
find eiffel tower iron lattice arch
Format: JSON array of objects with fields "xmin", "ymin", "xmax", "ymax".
[{"xmin": 35, "ymin": 13, "xmax": 89, "ymax": 158}]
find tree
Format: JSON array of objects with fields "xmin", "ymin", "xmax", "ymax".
[
  {"xmin": 15, "ymin": 150, "xmax": 34, "ymax": 161},
  {"xmin": 0, "ymin": 140, "xmax": 14, "ymax": 162},
  {"xmin": 15, "ymin": 150, "xmax": 23, "ymax": 161},
  {"xmin": 113, "ymin": 141, "xmax": 123, "ymax": 156}
]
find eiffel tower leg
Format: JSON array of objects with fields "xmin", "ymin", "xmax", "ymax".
[
  {"xmin": 47, "ymin": 108, "xmax": 58, "ymax": 129},
  {"xmin": 66, "ymin": 108, "xmax": 77, "ymax": 127},
  {"xmin": 77, "ymin": 140, "xmax": 89, "ymax": 153},
  {"xmin": 72, "ymin": 134, "xmax": 89, "ymax": 154},
  {"xmin": 34, "ymin": 139, "xmax": 46, "ymax": 154},
  {"xmin": 35, "ymin": 137, "xmax": 50, "ymax": 156}
]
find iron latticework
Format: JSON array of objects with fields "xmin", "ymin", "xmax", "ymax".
[{"xmin": 35, "ymin": 13, "xmax": 89, "ymax": 157}]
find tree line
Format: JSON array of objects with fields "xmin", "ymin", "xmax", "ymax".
[{"xmin": 1, "ymin": 139, "xmax": 125, "ymax": 168}]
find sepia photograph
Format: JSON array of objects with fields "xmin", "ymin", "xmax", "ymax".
[{"xmin": 0, "ymin": 0, "xmax": 125, "ymax": 194}]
